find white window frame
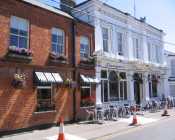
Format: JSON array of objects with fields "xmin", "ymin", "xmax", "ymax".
[
  {"xmin": 10, "ymin": 16, "xmax": 29, "ymax": 49},
  {"xmin": 80, "ymin": 36, "xmax": 90, "ymax": 58},
  {"xmin": 133, "ymin": 37, "xmax": 140, "ymax": 59},
  {"xmin": 102, "ymin": 26, "xmax": 111, "ymax": 52},
  {"xmin": 101, "ymin": 69, "xmax": 109, "ymax": 103},
  {"xmin": 171, "ymin": 60, "xmax": 175, "ymax": 76},
  {"xmin": 51, "ymin": 27, "xmax": 65, "ymax": 55},
  {"xmin": 169, "ymin": 84, "xmax": 175, "ymax": 97},
  {"xmin": 147, "ymin": 42, "xmax": 152, "ymax": 61},
  {"xmin": 117, "ymin": 32, "xmax": 124, "ymax": 55},
  {"xmin": 101, "ymin": 70, "xmax": 128, "ymax": 102}
]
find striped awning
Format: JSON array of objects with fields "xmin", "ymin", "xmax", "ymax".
[
  {"xmin": 80, "ymin": 75, "xmax": 100, "ymax": 84},
  {"xmin": 35, "ymin": 72, "xmax": 63, "ymax": 83}
]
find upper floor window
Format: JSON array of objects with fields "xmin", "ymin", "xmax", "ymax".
[
  {"xmin": 102, "ymin": 27, "xmax": 109, "ymax": 52},
  {"xmin": 133, "ymin": 38, "xmax": 141, "ymax": 59},
  {"xmin": 147, "ymin": 42, "xmax": 151, "ymax": 61},
  {"xmin": 117, "ymin": 32, "xmax": 123, "ymax": 55},
  {"xmin": 171, "ymin": 60, "xmax": 175, "ymax": 76},
  {"xmin": 51, "ymin": 28, "xmax": 65, "ymax": 55},
  {"xmin": 80, "ymin": 36, "xmax": 90, "ymax": 58},
  {"xmin": 10, "ymin": 16, "xmax": 29, "ymax": 49},
  {"xmin": 156, "ymin": 45, "xmax": 161, "ymax": 63}
]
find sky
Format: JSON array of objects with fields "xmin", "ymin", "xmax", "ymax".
[{"xmin": 39, "ymin": 0, "xmax": 175, "ymax": 52}]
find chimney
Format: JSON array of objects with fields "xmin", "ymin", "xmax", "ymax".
[
  {"xmin": 60, "ymin": 0, "xmax": 76, "ymax": 13},
  {"xmin": 140, "ymin": 17, "xmax": 146, "ymax": 23}
]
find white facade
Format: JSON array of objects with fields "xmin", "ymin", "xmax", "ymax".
[
  {"xmin": 73, "ymin": 0, "xmax": 168, "ymax": 105},
  {"xmin": 166, "ymin": 50, "xmax": 175, "ymax": 97}
]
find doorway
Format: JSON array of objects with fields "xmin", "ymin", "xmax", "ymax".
[
  {"xmin": 133, "ymin": 73, "xmax": 143, "ymax": 105},
  {"xmin": 134, "ymin": 81, "xmax": 141, "ymax": 104}
]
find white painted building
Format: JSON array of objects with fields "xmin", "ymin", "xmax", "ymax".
[
  {"xmin": 73, "ymin": 0, "xmax": 168, "ymax": 106},
  {"xmin": 165, "ymin": 50, "xmax": 175, "ymax": 97}
]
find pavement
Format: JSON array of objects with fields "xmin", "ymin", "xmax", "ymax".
[{"xmin": 1, "ymin": 109, "xmax": 175, "ymax": 140}]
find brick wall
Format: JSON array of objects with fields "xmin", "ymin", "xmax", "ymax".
[
  {"xmin": 0, "ymin": 0, "xmax": 95, "ymax": 132},
  {"xmin": 0, "ymin": 0, "xmax": 73, "ymax": 66}
]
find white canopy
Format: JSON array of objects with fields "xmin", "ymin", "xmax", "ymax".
[
  {"xmin": 35, "ymin": 72, "xmax": 63, "ymax": 83},
  {"xmin": 80, "ymin": 74, "xmax": 100, "ymax": 84}
]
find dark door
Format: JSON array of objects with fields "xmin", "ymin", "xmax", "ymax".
[{"xmin": 134, "ymin": 81, "xmax": 140, "ymax": 105}]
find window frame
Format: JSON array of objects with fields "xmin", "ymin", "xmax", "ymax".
[
  {"xmin": 133, "ymin": 37, "xmax": 140, "ymax": 59},
  {"xmin": 147, "ymin": 42, "xmax": 152, "ymax": 61},
  {"xmin": 9, "ymin": 16, "xmax": 29, "ymax": 50},
  {"xmin": 36, "ymin": 86, "xmax": 55, "ymax": 113},
  {"xmin": 101, "ymin": 70, "xmax": 128, "ymax": 103},
  {"xmin": 171, "ymin": 60, "xmax": 175, "ymax": 76},
  {"xmin": 117, "ymin": 32, "xmax": 124, "ymax": 55},
  {"xmin": 80, "ymin": 36, "xmax": 90, "ymax": 58},
  {"xmin": 102, "ymin": 27, "xmax": 110, "ymax": 52},
  {"xmin": 80, "ymin": 84, "xmax": 92, "ymax": 107},
  {"xmin": 51, "ymin": 27, "xmax": 65, "ymax": 55}
]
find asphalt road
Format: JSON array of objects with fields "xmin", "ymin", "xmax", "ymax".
[{"xmin": 107, "ymin": 117, "xmax": 175, "ymax": 140}]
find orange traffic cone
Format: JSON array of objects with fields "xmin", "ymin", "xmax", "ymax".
[
  {"xmin": 57, "ymin": 117, "xmax": 65, "ymax": 140},
  {"xmin": 162, "ymin": 101, "xmax": 170, "ymax": 117},
  {"xmin": 132, "ymin": 111, "xmax": 138, "ymax": 125},
  {"xmin": 130, "ymin": 106, "xmax": 139, "ymax": 126}
]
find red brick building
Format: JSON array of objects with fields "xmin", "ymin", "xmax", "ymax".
[{"xmin": 0, "ymin": 0, "xmax": 96, "ymax": 134}]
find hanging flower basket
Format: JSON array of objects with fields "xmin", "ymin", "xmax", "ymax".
[{"xmin": 11, "ymin": 73, "xmax": 26, "ymax": 88}]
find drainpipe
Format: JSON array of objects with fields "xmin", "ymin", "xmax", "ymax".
[{"xmin": 72, "ymin": 20, "xmax": 76, "ymax": 121}]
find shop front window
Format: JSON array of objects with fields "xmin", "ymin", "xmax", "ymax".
[
  {"xmin": 101, "ymin": 70, "xmax": 127, "ymax": 102},
  {"xmin": 119, "ymin": 72, "xmax": 127, "ymax": 100},
  {"xmin": 36, "ymin": 86, "xmax": 55, "ymax": 112},
  {"xmin": 101, "ymin": 70, "xmax": 108, "ymax": 102},
  {"xmin": 152, "ymin": 81, "xmax": 158, "ymax": 97},
  {"xmin": 109, "ymin": 71, "xmax": 119, "ymax": 101},
  {"xmin": 149, "ymin": 75, "xmax": 158, "ymax": 98},
  {"xmin": 80, "ymin": 85, "xmax": 94, "ymax": 107}
]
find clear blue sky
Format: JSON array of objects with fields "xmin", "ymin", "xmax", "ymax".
[{"xmin": 39, "ymin": 0, "xmax": 175, "ymax": 51}]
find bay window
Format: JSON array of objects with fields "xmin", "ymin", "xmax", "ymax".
[
  {"xmin": 101, "ymin": 70, "xmax": 127, "ymax": 102},
  {"xmin": 51, "ymin": 28, "xmax": 65, "ymax": 55}
]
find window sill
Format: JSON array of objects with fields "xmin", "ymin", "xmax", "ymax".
[
  {"xmin": 5, "ymin": 52, "xmax": 32, "ymax": 63},
  {"xmin": 49, "ymin": 52, "xmax": 67, "ymax": 64},
  {"xmin": 33, "ymin": 110, "xmax": 56, "ymax": 114},
  {"xmin": 80, "ymin": 106, "xmax": 95, "ymax": 109},
  {"xmin": 80, "ymin": 57, "xmax": 95, "ymax": 66},
  {"xmin": 49, "ymin": 58, "xmax": 67, "ymax": 64}
]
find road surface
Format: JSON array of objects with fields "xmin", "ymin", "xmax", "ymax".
[{"xmin": 106, "ymin": 117, "xmax": 175, "ymax": 140}]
